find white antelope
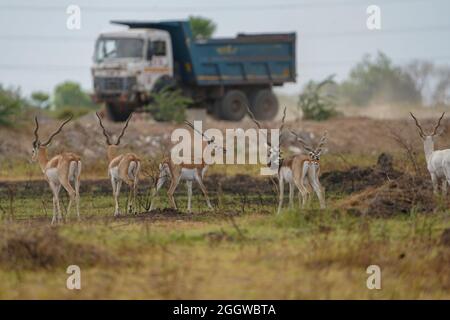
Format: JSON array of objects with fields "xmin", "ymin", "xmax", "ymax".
[
  {"xmin": 96, "ymin": 112, "xmax": 141, "ymax": 216},
  {"xmin": 410, "ymin": 112, "xmax": 450, "ymax": 195},
  {"xmin": 31, "ymin": 116, "xmax": 82, "ymax": 224},
  {"xmin": 150, "ymin": 120, "xmax": 222, "ymax": 213}
]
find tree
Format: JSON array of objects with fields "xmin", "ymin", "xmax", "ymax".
[
  {"xmin": 405, "ymin": 60, "xmax": 434, "ymax": 93},
  {"xmin": 0, "ymin": 85, "xmax": 24, "ymax": 126},
  {"xmin": 189, "ymin": 16, "xmax": 217, "ymax": 40},
  {"xmin": 53, "ymin": 81, "xmax": 95, "ymax": 109},
  {"xmin": 339, "ymin": 52, "xmax": 421, "ymax": 106},
  {"xmin": 432, "ymin": 66, "xmax": 450, "ymax": 107},
  {"xmin": 299, "ymin": 75, "xmax": 339, "ymax": 121},
  {"xmin": 31, "ymin": 91, "xmax": 50, "ymax": 109}
]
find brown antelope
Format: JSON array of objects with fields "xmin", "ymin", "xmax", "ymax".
[
  {"xmin": 96, "ymin": 112, "xmax": 141, "ymax": 216},
  {"xmin": 410, "ymin": 112, "xmax": 450, "ymax": 195},
  {"xmin": 31, "ymin": 116, "xmax": 82, "ymax": 224},
  {"xmin": 288, "ymin": 130, "xmax": 327, "ymax": 210},
  {"xmin": 149, "ymin": 120, "xmax": 222, "ymax": 212},
  {"xmin": 247, "ymin": 106, "xmax": 297, "ymax": 214},
  {"xmin": 247, "ymin": 107, "xmax": 326, "ymax": 213}
]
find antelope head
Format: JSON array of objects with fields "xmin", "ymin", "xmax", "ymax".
[
  {"xmin": 31, "ymin": 116, "xmax": 73, "ymax": 162},
  {"xmin": 410, "ymin": 112, "xmax": 445, "ymax": 151},
  {"xmin": 290, "ymin": 130, "xmax": 328, "ymax": 163},
  {"xmin": 247, "ymin": 106, "xmax": 286, "ymax": 167},
  {"xmin": 96, "ymin": 112, "xmax": 133, "ymax": 155}
]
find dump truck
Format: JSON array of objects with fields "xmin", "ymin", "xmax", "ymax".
[{"xmin": 91, "ymin": 20, "xmax": 296, "ymax": 121}]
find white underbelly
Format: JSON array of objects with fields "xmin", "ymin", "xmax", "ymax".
[
  {"xmin": 45, "ymin": 168, "xmax": 59, "ymax": 183},
  {"xmin": 280, "ymin": 167, "xmax": 294, "ymax": 183},
  {"xmin": 110, "ymin": 162, "xmax": 138, "ymax": 181},
  {"xmin": 45, "ymin": 161, "xmax": 78, "ymax": 184},
  {"xmin": 180, "ymin": 168, "xmax": 197, "ymax": 181},
  {"xmin": 110, "ymin": 166, "xmax": 120, "ymax": 180}
]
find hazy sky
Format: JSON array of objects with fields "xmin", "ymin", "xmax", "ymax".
[{"xmin": 0, "ymin": 0, "xmax": 449, "ymax": 96}]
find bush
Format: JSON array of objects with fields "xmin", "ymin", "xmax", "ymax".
[
  {"xmin": 53, "ymin": 81, "xmax": 96, "ymax": 109},
  {"xmin": 53, "ymin": 106, "xmax": 92, "ymax": 120},
  {"xmin": 299, "ymin": 75, "xmax": 339, "ymax": 121},
  {"xmin": 339, "ymin": 52, "xmax": 421, "ymax": 106},
  {"xmin": 0, "ymin": 85, "xmax": 25, "ymax": 126},
  {"xmin": 146, "ymin": 88, "xmax": 192, "ymax": 123}
]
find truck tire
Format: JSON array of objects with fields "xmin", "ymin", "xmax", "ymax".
[
  {"xmin": 218, "ymin": 90, "xmax": 248, "ymax": 121},
  {"xmin": 249, "ymin": 89, "xmax": 279, "ymax": 120},
  {"xmin": 106, "ymin": 103, "xmax": 133, "ymax": 122},
  {"xmin": 152, "ymin": 75, "xmax": 177, "ymax": 93}
]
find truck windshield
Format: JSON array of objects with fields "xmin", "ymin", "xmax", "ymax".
[{"xmin": 95, "ymin": 38, "xmax": 144, "ymax": 61}]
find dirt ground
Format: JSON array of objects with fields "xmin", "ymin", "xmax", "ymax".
[{"xmin": 3, "ymin": 106, "xmax": 450, "ymax": 165}]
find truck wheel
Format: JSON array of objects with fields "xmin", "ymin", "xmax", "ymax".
[
  {"xmin": 106, "ymin": 103, "xmax": 133, "ymax": 122},
  {"xmin": 218, "ymin": 90, "xmax": 248, "ymax": 121},
  {"xmin": 249, "ymin": 89, "xmax": 279, "ymax": 120},
  {"xmin": 152, "ymin": 75, "xmax": 177, "ymax": 93}
]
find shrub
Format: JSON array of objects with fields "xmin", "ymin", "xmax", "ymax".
[
  {"xmin": 339, "ymin": 52, "xmax": 421, "ymax": 106},
  {"xmin": 298, "ymin": 75, "xmax": 339, "ymax": 121},
  {"xmin": 0, "ymin": 85, "xmax": 25, "ymax": 126},
  {"xmin": 146, "ymin": 88, "xmax": 192, "ymax": 123},
  {"xmin": 53, "ymin": 106, "xmax": 92, "ymax": 120},
  {"xmin": 53, "ymin": 81, "xmax": 96, "ymax": 109}
]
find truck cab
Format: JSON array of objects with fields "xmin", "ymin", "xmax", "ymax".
[
  {"xmin": 92, "ymin": 20, "xmax": 296, "ymax": 122},
  {"xmin": 92, "ymin": 28, "xmax": 173, "ymax": 120}
]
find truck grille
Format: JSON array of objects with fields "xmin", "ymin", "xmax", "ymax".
[{"xmin": 94, "ymin": 77, "xmax": 136, "ymax": 92}]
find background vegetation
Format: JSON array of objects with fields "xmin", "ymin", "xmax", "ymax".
[
  {"xmin": 296, "ymin": 52, "xmax": 450, "ymax": 120},
  {"xmin": 146, "ymin": 88, "xmax": 192, "ymax": 123},
  {"xmin": 189, "ymin": 16, "xmax": 217, "ymax": 40},
  {"xmin": 0, "ymin": 85, "xmax": 28, "ymax": 126}
]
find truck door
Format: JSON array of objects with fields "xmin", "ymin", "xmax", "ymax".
[{"xmin": 145, "ymin": 32, "xmax": 173, "ymax": 92}]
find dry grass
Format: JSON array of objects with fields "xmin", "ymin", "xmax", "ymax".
[
  {"xmin": 0, "ymin": 210, "xmax": 448, "ymax": 299},
  {"xmin": 1, "ymin": 112, "xmax": 450, "ymax": 299},
  {"xmin": 0, "ymin": 226, "xmax": 116, "ymax": 270}
]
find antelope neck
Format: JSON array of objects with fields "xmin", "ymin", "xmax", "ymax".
[
  {"xmin": 107, "ymin": 145, "xmax": 119, "ymax": 162},
  {"xmin": 37, "ymin": 146, "xmax": 49, "ymax": 172},
  {"xmin": 423, "ymin": 137, "xmax": 435, "ymax": 164}
]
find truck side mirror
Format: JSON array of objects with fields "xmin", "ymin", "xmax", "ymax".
[{"xmin": 146, "ymin": 46, "xmax": 154, "ymax": 60}]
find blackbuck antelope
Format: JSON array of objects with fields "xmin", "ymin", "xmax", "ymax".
[
  {"xmin": 150, "ymin": 120, "xmax": 222, "ymax": 212},
  {"xmin": 247, "ymin": 106, "xmax": 295, "ymax": 214},
  {"xmin": 410, "ymin": 112, "xmax": 450, "ymax": 195},
  {"xmin": 289, "ymin": 130, "xmax": 327, "ymax": 210},
  {"xmin": 247, "ymin": 107, "xmax": 326, "ymax": 213},
  {"xmin": 96, "ymin": 113, "xmax": 141, "ymax": 216},
  {"xmin": 31, "ymin": 116, "xmax": 81, "ymax": 224}
]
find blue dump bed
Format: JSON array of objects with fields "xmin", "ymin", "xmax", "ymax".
[{"xmin": 112, "ymin": 20, "xmax": 296, "ymax": 86}]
